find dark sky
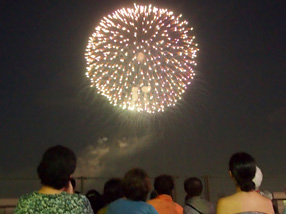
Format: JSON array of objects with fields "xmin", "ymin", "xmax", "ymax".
[{"xmin": 0, "ymin": 0, "xmax": 285, "ymax": 179}]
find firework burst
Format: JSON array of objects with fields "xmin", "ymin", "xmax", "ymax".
[{"xmin": 85, "ymin": 4, "xmax": 199, "ymax": 113}]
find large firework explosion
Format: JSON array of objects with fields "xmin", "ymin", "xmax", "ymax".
[{"xmin": 85, "ymin": 4, "xmax": 199, "ymax": 113}]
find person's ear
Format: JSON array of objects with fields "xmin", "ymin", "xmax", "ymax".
[{"xmin": 229, "ymin": 170, "xmax": 233, "ymax": 178}]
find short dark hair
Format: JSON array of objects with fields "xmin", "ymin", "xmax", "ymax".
[
  {"xmin": 86, "ymin": 189, "xmax": 104, "ymax": 213},
  {"xmin": 154, "ymin": 175, "xmax": 174, "ymax": 196},
  {"xmin": 122, "ymin": 168, "xmax": 150, "ymax": 201},
  {"xmin": 229, "ymin": 152, "xmax": 256, "ymax": 192},
  {"xmin": 37, "ymin": 145, "xmax": 76, "ymax": 189},
  {"xmin": 184, "ymin": 177, "xmax": 203, "ymax": 197},
  {"xmin": 103, "ymin": 178, "xmax": 123, "ymax": 204}
]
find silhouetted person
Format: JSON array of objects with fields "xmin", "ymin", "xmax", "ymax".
[
  {"xmin": 148, "ymin": 174, "xmax": 183, "ymax": 214},
  {"xmin": 86, "ymin": 189, "xmax": 104, "ymax": 214},
  {"xmin": 107, "ymin": 168, "xmax": 158, "ymax": 214},
  {"xmin": 216, "ymin": 152, "xmax": 274, "ymax": 214},
  {"xmin": 98, "ymin": 178, "xmax": 123, "ymax": 214},
  {"xmin": 15, "ymin": 145, "xmax": 93, "ymax": 214},
  {"xmin": 184, "ymin": 177, "xmax": 214, "ymax": 214}
]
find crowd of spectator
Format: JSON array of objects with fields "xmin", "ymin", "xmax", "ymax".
[{"xmin": 14, "ymin": 145, "xmax": 276, "ymax": 214}]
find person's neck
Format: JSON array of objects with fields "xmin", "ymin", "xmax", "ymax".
[
  {"xmin": 38, "ymin": 185, "xmax": 64, "ymax": 194},
  {"xmin": 235, "ymin": 186, "xmax": 254, "ymax": 193},
  {"xmin": 235, "ymin": 186, "xmax": 242, "ymax": 193}
]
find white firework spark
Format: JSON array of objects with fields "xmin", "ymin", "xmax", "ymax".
[{"xmin": 85, "ymin": 4, "xmax": 199, "ymax": 113}]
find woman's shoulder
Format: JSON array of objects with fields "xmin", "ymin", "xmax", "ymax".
[
  {"xmin": 218, "ymin": 191, "xmax": 272, "ymax": 205},
  {"xmin": 17, "ymin": 191, "xmax": 44, "ymax": 203},
  {"xmin": 218, "ymin": 193, "xmax": 238, "ymax": 203},
  {"xmin": 138, "ymin": 201, "xmax": 158, "ymax": 214},
  {"xmin": 64, "ymin": 192, "xmax": 91, "ymax": 205},
  {"xmin": 108, "ymin": 199, "xmax": 158, "ymax": 214},
  {"xmin": 17, "ymin": 192, "xmax": 90, "ymax": 208},
  {"xmin": 67, "ymin": 192, "xmax": 89, "ymax": 200},
  {"xmin": 217, "ymin": 191, "xmax": 274, "ymax": 214},
  {"xmin": 217, "ymin": 193, "xmax": 243, "ymax": 214}
]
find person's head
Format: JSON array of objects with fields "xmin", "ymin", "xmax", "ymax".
[
  {"xmin": 86, "ymin": 189, "xmax": 104, "ymax": 213},
  {"xmin": 37, "ymin": 145, "xmax": 76, "ymax": 190},
  {"xmin": 154, "ymin": 174, "xmax": 174, "ymax": 196},
  {"xmin": 103, "ymin": 178, "xmax": 124, "ymax": 204},
  {"xmin": 253, "ymin": 166, "xmax": 263, "ymax": 190},
  {"xmin": 184, "ymin": 177, "xmax": 203, "ymax": 198},
  {"xmin": 122, "ymin": 168, "xmax": 150, "ymax": 201},
  {"xmin": 229, "ymin": 152, "xmax": 256, "ymax": 192}
]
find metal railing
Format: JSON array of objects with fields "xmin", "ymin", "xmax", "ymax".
[{"xmin": 1, "ymin": 175, "xmax": 286, "ymax": 212}]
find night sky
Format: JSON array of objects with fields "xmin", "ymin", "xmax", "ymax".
[{"xmin": 1, "ymin": 0, "xmax": 285, "ymax": 181}]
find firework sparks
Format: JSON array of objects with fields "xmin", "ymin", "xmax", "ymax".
[{"xmin": 85, "ymin": 4, "xmax": 199, "ymax": 113}]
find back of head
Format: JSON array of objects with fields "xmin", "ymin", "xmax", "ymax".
[
  {"xmin": 103, "ymin": 178, "xmax": 124, "ymax": 204},
  {"xmin": 229, "ymin": 152, "xmax": 256, "ymax": 192},
  {"xmin": 86, "ymin": 189, "xmax": 104, "ymax": 213},
  {"xmin": 37, "ymin": 145, "xmax": 76, "ymax": 190},
  {"xmin": 154, "ymin": 174, "xmax": 174, "ymax": 196},
  {"xmin": 184, "ymin": 177, "xmax": 203, "ymax": 198},
  {"xmin": 122, "ymin": 168, "xmax": 150, "ymax": 201}
]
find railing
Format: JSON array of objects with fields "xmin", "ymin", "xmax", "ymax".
[
  {"xmin": 0, "ymin": 206, "xmax": 16, "ymax": 214},
  {"xmin": 0, "ymin": 199, "xmax": 18, "ymax": 214},
  {"xmin": 1, "ymin": 175, "xmax": 286, "ymax": 213}
]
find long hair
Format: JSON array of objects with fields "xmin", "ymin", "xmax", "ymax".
[{"xmin": 229, "ymin": 152, "xmax": 256, "ymax": 192}]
